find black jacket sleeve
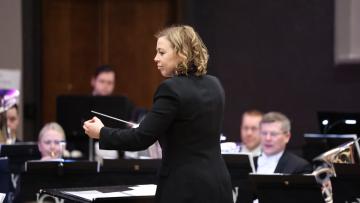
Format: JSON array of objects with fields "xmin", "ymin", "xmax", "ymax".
[{"xmin": 99, "ymin": 81, "xmax": 179, "ymax": 151}]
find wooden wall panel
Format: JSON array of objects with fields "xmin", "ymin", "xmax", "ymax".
[
  {"xmin": 42, "ymin": 0, "xmax": 176, "ymax": 124},
  {"xmin": 42, "ymin": 0, "xmax": 100, "ymax": 124},
  {"xmin": 102, "ymin": 0, "xmax": 170, "ymax": 108}
]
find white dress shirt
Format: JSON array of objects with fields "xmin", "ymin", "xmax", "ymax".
[
  {"xmin": 220, "ymin": 142, "xmax": 262, "ymax": 158},
  {"xmin": 256, "ymin": 150, "xmax": 284, "ymax": 174},
  {"xmin": 240, "ymin": 144, "xmax": 262, "ymax": 157}
]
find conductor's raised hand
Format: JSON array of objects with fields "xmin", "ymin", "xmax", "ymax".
[{"xmin": 83, "ymin": 116, "xmax": 104, "ymax": 139}]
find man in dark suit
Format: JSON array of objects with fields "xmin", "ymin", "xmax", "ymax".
[
  {"xmin": 236, "ymin": 112, "xmax": 312, "ymax": 203},
  {"xmin": 255, "ymin": 112, "xmax": 312, "ymax": 174}
]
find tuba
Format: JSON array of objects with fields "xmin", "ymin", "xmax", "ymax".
[
  {"xmin": 312, "ymin": 138, "xmax": 360, "ymax": 203},
  {"xmin": 0, "ymin": 89, "xmax": 19, "ymax": 144}
]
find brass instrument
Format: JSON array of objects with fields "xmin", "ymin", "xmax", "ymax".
[
  {"xmin": 50, "ymin": 151, "xmax": 56, "ymax": 158},
  {"xmin": 312, "ymin": 138, "xmax": 360, "ymax": 203},
  {"xmin": 0, "ymin": 89, "xmax": 20, "ymax": 144}
]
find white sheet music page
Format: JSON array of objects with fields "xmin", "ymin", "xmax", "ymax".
[
  {"xmin": 124, "ymin": 184, "xmax": 157, "ymax": 196},
  {"xmin": 63, "ymin": 190, "xmax": 129, "ymax": 201},
  {"xmin": 63, "ymin": 184, "xmax": 157, "ymax": 200},
  {"xmin": 0, "ymin": 193, "xmax": 6, "ymax": 203}
]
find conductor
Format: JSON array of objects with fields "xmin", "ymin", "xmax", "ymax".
[{"xmin": 83, "ymin": 25, "xmax": 233, "ymax": 203}]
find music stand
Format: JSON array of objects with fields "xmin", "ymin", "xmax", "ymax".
[
  {"xmin": 331, "ymin": 163, "xmax": 360, "ymax": 202},
  {"xmin": 100, "ymin": 159, "xmax": 160, "ymax": 185},
  {"xmin": 101, "ymin": 159, "xmax": 160, "ymax": 173},
  {"xmin": 25, "ymin": 160, "xmax": 99, "ymax": 174},
  {"xmin": 222, "ymin": 153, "xmax": 255, "ymax": 203},
  {"xmin": 56, "ymin": 95, "xmax": 134, "ymax": 160},
  {"xmin": 17, "ymin": 160, "xmax": 99, "ymax": 202},
  {"xmin": 249, "ymin": 174, "xmax": 324, "ymax": 203},
  {"xmin": 0, "ymin": 142, "xmax": 41, "ymax": 173},
  {"xmin": 0, "ymin": 157, "xmax": 11, "ymax": 194}
]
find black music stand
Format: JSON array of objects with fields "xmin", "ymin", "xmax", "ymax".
[
  {"xmin": 249, "ymin": 174, "xmax": 324, "ymax": 203},
  {"xmin": 100, "ymin": 159, "xmax": 160, "ymax": 185},
  {"xmin": 0, "ymin": 157, "xmax": 11, "ymax": 195},
  {"xmin": 0, "ymin": 142, "xmax": 41, "ymax": 173},
  {"xmin": 332, "ymin": 163, "xmax": 360, "ymax": 202},
  {"xmin": 57, "ymin": 95, "xmax": 134, "ymax": 160},
  {"xmin": 17, "ymin": 160, "xmax": 99, "ymax": 202},
  {"xmin": 101, "ymin": 159, "xmax": 160, "ymax": 173},
  {"xmin": 25, "ymin": 160, "xmax": 99, "ymax": 174},
  {"xmin": 222, "ymin": 153, "xmax": 255, "ymax": 203}
]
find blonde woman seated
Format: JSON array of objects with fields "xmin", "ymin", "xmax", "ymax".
[{"xmin": 37, "ymin": 122, "xmax": 67, "ymax": 160}]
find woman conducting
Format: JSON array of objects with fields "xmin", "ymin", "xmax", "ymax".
[{"xmin": 83, "ymin": 25, "xmax": 233, "ymax": 203}]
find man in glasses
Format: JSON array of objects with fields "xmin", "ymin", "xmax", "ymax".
[{"xmin": 256, "ymin": 112, "xmax": 312, "ymax": 174}]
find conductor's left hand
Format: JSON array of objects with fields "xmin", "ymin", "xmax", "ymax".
[{"xmin": 83, "ymin": 116, "xmax": 104, "ymax": 139}]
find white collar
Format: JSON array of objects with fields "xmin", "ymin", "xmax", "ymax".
[
  {"xmin": 260, "ymin": 150, "xmax": 284, "ymax": 161},
  {"xmin": 241, "ymin": 144, "xmax": 262, "ymax": 157},
  {"xmin": 256, "ymin": 150, "xmax": 285, "ymax": 174}
]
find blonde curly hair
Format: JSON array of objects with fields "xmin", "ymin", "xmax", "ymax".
[{"xmin": 155, "ymin": 25, "xmax": 209, "ymax": 76}]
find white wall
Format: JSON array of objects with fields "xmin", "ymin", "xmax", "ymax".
[
  {"xmin": 335, "ymin": 0, "xmax": 360, "ymax": 64},
  {"xmin": 0, "ymin": 0, "xmax": 23, "ymax": 140}
]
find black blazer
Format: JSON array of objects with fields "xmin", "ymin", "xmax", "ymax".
[
  {"xmin": 254, "ymin": 151, "xmax": 313, "ymax": 174},
  {"xmin": 99, "ymin": 75, "xmax": 233, "ymax": 203}
]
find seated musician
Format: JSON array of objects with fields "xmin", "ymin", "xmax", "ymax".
[
  {"xmin": 221, "ymin": 110, "xmax": 263, "ymax": 157},
  {"xmin": 255, "ymin": 112, "xmax": 312, "ymax": 174},
  {"xmin": 37, "ymin": 122, "xmax": 67, "ymax": 160}
]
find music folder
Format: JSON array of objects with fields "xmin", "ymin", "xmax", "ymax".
[
  {"xmin": 222, "ymin": 153, "xmax": 255, "ymax": 173},
  {"xmin": 222, "ymin": 153, "xmax": 255, "ymax": 203},
  {"xmin": 249, "ymin": 174, "xmax": 324, "ymax": 203}
]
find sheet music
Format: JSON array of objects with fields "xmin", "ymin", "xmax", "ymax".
[
  {"xmin": 125, "ymin": 184, "xmax": 157, "ymax": 196},
  {"xmin": 0, "ymin": 193, "xmax": 6, "ymax": 203},
  {"xmin": 63, "ymin": 190, "xmax": 108, "ymax": 201},
  {"xmin": 63, "ymin": 184, "xmax": 157, "ymax": 200}
]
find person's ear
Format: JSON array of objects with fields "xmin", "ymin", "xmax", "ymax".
[
  {"xmin": 285, "ymin": 132, "xmax": 291, "ymax": 144},
  {"xmin": 38, "ymin": 142, "xmax": 43, "ymax": 153}
]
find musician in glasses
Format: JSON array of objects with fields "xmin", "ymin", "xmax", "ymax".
[{"xmin": 255, "ymin": 112, "xmax": 312, "ymax": 174}]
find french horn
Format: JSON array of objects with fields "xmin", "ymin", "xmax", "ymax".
[{"xmin": 312, "ymin": 138, "xmax": 360, "ymax": 203}]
